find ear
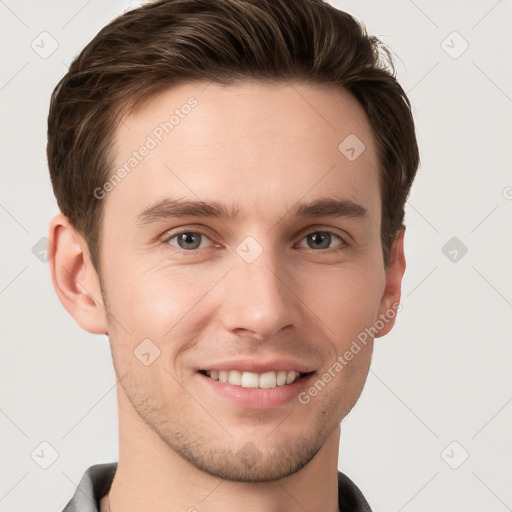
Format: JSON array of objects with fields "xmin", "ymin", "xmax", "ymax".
[
  {"xmin": 48, "ymin": 213, "xmax": 108, "ymax": 334},
  {"xmin": 374, "ymin": 227, "xmax": 406, "ymax": 339}
]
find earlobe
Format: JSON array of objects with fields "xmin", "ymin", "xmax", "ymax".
[
  {"xmin": 374, "ymin": 227, "xmax": 406, "ymax": 339},
  {"xmin": 48, "ymin": 213, "xmax": 108, "ymax": 335}
]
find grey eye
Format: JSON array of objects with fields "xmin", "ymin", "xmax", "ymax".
[
  {"xmin": 169, "ymin": 232, "xmax": 205, "ymax": 250},
  {"xmin": 300, "ymin": 231, "xmax": 343, "ymax": 250}
]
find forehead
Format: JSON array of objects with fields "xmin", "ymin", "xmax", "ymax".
[{"xmin": 106, "ymin": 80, "xmax": 381, "ymax": 227}]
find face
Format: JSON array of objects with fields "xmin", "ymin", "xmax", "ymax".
[{"xmin": 96, "ymin": 81, "xmax": 400, "ymax": 482}]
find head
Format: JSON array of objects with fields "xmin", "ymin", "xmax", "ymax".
[{"xmin": 47, "ymin": 0, "xmax": 418, "ymax": 483}]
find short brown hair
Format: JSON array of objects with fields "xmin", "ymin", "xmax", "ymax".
[{"xmin": 47, "ymin": 0, "xmax": 419, "ymax": 273}]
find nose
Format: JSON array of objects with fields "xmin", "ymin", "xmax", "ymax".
[{"xmin": 217, "ymin": 247, "xmax": 302, "ymax": 341}]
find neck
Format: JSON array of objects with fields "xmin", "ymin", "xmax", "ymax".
[{"xmin": 107, "ymin": 389, "xmax": 342, "ymax": 512}]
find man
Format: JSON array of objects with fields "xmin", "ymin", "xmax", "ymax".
[{"xmin": 47, "ymin": 0, "xmax": 419, "ymax": 510}]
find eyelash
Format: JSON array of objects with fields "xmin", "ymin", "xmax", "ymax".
[{"xmin": 161, "ymin": 227, "xmax": 349, "ymax": 254}]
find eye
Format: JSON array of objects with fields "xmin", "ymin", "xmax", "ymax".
[
  {"xmin": 298, "ymin": 230, "xmax": 346, "ymax": 251},
  {"xmin": 165, "ymin": 231, "xmax": 212, "ymax": 251},
  {"xmin": 162, "ymin": 228, "xmax": 348, "ymax": 253}
]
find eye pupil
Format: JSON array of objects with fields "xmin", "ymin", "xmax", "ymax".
[
  {"xmin": 178, "ymin": 232, "xmax": 201, "ymax": 249},
  {"xmin": 308, "ymin": 232, "xmax": 331, "ymax": 249}
]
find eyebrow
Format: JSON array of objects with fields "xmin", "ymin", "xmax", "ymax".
[{"xmin": 136, "ymin": 196, "xmax": 368, "ymax": 226}]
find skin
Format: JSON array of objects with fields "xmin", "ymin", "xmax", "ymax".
[{"xmin": 49, "ymin": 81, "xmax": 405, "ymax": 512}]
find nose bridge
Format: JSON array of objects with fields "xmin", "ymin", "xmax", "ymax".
[{"xmin": 219, "ymin": 239, "xmax": 299, "ymax": 339}]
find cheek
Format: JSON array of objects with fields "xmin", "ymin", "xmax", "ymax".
[
  {"xmin": 302, "ymin": 264, "xmax": 383, "ymax": 344},
  {"xmin": 103, "ymin": 246, "xmax": 384, "ymax": 360},
  {"xmin": 103, "ymin": 255, "xmax": 203, "ymax": 324},
  {"xmin": 103, "ymin": 258, "xmax": 225, "ymax": 365}
]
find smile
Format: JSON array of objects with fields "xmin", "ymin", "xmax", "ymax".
[{"xmin": 199, "ymin": 369, "xmax": 310, "ymax": 388}]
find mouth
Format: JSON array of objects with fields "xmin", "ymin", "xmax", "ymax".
[{"xmin": 198, "ymin": 369, "xmax": 313, "ymax": 389}]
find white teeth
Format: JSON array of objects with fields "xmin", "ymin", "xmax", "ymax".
[
  {"xmin": 259, "ymin": 371, "xmax": 277, "ymax": 388},
  {"xmin": 241, "ymin": 372, "xmax": 259, "ymax": 388},
  {"xmin": 204, "ymin": 369, "xmax": 303, "ymax": 388},
  {"xmin": 227, "ymin": 370, "xmax": 242, "ymax": 386},
  {"xmin": 286, "ymin": 370, "xmax": 297, "ymax": 384},
  {"xmin": 276, "ymin": 370, "xmax": 287, "ymax": 386}
]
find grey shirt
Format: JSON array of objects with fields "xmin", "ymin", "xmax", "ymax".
[{"xmin": 62, "ymin": 462, "xmax": 373, "ymax": 512}]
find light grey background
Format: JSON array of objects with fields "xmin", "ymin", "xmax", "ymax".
[{"xmin": 1, "ymin": 1, "xmax": 511, "ymax": 511}]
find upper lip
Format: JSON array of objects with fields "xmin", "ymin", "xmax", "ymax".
[{"xmin": 198, "ymin": 359, "xmax": 316, "ymax": 374}]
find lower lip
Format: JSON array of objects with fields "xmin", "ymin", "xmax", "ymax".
[{"xmin": 197, "ymin": 372, "xmax": 316, "ymax": 410}]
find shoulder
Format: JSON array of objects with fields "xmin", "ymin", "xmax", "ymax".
[
  {"xmin": 337, "ymin": 470, "xmax": 373, "ymax": 512},
  {"xmin": 61, "ymin": 462, "xmax": 118, "ymax": 512}
]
